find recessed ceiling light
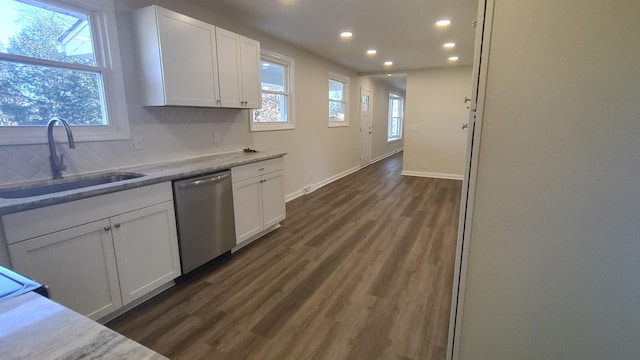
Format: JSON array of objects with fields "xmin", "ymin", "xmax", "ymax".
[
  {"xmin": 384, "ymin": 61, "xmax": 393, "ymax": 66},
  {"xmin": 340, "ymin": 31, "xmax": 353, "ymax": 39},
  {"xmin": 366, "ymin": 49, "xmax": 377, "ymax": 55},
  {"xmin": 443, "ymin": 42, "xmax": 456, "ymax": 48},
  {"xmin": 387, "ymin": 74, "xmax": 391, "ymax": 77},
  {"xmin": 448, "ymin": 56, "xmax": 459, "ymax": 61},
  {"xmin": 436, "ymin": 19, "xmax": 451, "ymax": 27}
]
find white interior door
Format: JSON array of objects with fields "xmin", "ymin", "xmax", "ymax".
[{"xmin": 359, "ymin": 88, "xmax": 373, "ymax": 166}]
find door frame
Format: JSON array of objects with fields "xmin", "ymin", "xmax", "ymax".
[
  {"xmin": 359, "ymin": 87, "xmax": 373, "ymax": 166},
  {"xmin": 446, "ymin": 0, "xmax": 494, "ymax": 359}
]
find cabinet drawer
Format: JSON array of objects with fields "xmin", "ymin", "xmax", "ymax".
[
  {"xmin": 2, "ymin": 182, "xmax": 173, "ymax": 245},
  {"xmin": 232, "ymin": 157, "xmax": 283, "ymax": 183}
]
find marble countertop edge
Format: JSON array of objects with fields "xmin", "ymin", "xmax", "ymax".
[
  {"xmin": 0, "ymin": 150, "xmax": 286, "ymax": 215},
  {"xmin": 0, "ymin": 292, "xmax": 167, "ymax": 360}
]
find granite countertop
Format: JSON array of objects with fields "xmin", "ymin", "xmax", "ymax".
[
  {"xmin": 0, "ymin": 292, "xmax": 167, "ymax": 359},
  {"xmin": 0, "ymin": 150, "xmax": 286, "ymax": 215}
]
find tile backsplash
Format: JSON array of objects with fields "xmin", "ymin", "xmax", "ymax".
[{"xmin": 0, "ymin": 106, "xmax": 252, "ymax": 185}]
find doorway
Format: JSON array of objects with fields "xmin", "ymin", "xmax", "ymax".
[{"xmin": 360, "ymin": 87, "xmax": 373, "ymax": 166}]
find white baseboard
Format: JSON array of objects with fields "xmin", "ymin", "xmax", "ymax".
[
  {"xmin": 285, "ymin": 165, "xmax": 361, "ymax": 202},
  {"xmin": 370, "ymin": 148, "xmax": 403, "ymax": 164},
  {"xmin": 314, "ymin": 165, "xmax": 361, "ymax": 190},
  {"xmin": 285, "ymin": 190, "xmax": 304, "ymax": 203},
  {"xmin": 285, "ymin": 149, "xmax": 404, "ymax": 203},
  {"xmin": 401, "ymin": 170, "xmax": 463, "ymax": 181}
]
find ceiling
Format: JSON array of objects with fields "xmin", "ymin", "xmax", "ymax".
[{"xmin": 186, "ymin": 0, "xmax": 478, "ymax": 88}]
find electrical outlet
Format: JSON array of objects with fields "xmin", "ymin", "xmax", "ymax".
[
  {"xmin": 212, "ymin": 131, "xmax": 220, "ymax": 144},
  {"xmin": 133, "ymin": 136, "xmax": 147, "ymax": 150},
  {"xmin": 303, "ymin": 185, "xmax": 314, "ymax": 195}
]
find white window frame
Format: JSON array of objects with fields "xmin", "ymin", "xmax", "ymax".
[
  {"xmin": 328, "ymin": 72, "xmax": 349, "ymax": 127},
  {"xmin": 251, "ymin": 49, "xmax": 295, "ymax": 132},
  {"xmin": 0, "ymin": 0, "xmax": 130, "ymax": 145},
  {"xmin": 388, "ymin": 92, "xmax": 404, "ymax": 142}
]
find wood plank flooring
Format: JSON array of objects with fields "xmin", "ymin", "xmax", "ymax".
[{"xmin": 107, "ymin": 153, "xmax": 462, "ymax": 360}]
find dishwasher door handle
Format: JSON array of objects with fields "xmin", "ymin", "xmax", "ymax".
[{"xmin": 177, "ymin": 173, "xmax": 229, "ymax": 189}]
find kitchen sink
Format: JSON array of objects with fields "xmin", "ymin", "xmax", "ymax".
[{"xmin": 0, "ymin": 172, "xmax": 145, "ymax": 199}]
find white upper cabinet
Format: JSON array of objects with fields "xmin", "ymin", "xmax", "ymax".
[
  {"xmin": 133, "ymin": 5, "xmax": 261, "ymax": 109},
  {"xmin": 216, "ymin": 28, "xmax": 261, "ymax": 108},
  {"xmin": 239, "ymin": 36, "xmax": 261, "ymax": 108},
  {"xmin": 133, "ymin": 6, "xmax": 220, "ymax": 107}
]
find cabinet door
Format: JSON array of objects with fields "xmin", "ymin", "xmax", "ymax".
[
  {"xmin": 240, "ymin": 36, "xmax": 261, "ymax": 108},
  {"xmin": 111, "ymin": 202, "xmax": 181, "ymax": 305},
  {"xmin": 232, "ymin": 177, "xmax": 264, "ymax": 244},
  {"xmin": 216, "ymin": 28, "xmax": 243, "ymax": 108},
  {"xmin": 261, "ymin": 170, "xmax": 286, "ymax": 229},
  {"xmin": 156, "ymin": 7, "xmax": 219, "ymax": 106},
  {"xmin": 8, "ymin": 220, "xmax": 122, "ymax": 320}
]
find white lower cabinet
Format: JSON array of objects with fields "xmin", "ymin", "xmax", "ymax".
[
  {"xmin": 261, "ymin": 170, "xmax": 286, "ymax": 229},
  {"xmin": 110, "ymin": 202, "xmax": 180, "ymax": 306},
  {"xmin": 232, "ymin": 157, "xmax": 286, "ymax": 245},
  {"xmin": 8, "ymin": 219, "xmax": 122, "ymax": 320},
  {"xmin": 3, "ymin": 182, "xmax": 181, "ymax": 320},
  {"xmin": 232, "ymin": 177, "xmax": 264, "ymax": 242}
]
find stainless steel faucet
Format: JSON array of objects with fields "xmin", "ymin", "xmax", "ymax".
[{"xmin": 47, "ymin": 118, "xmax": 76, "ymax": 179}]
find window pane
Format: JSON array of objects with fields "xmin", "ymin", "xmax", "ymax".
[
  {"xmin": 329, "ymin": 80, "xmax": 344, "ymax": 100},
  {"xmin": 361, "ymin": 95, "xmax": 369, "ymax": 111},
  {"xmin": 329, "ymin": 101, "xmax": 345, "ymax": 121},
  {"xmin": 388, "ymin": 94, "xmax": 404, "ymax": 141},
  {"xmin": 0, "ymin": 0, "xmax": 97, "ymax": 66},
  {"xmin": 391, "ymin": 118, "xmax": 400, "ymax": 136},
  {"xmin": 0, "ymin": 61, "xmax": 107, "ymax": 126},
  {"xmin": 254, "ymin": 93, "xmax": 287, "ymax": 123},
  {"xmin": 260, "ymin": 61, "xmax": 285, "ymax": 92}
]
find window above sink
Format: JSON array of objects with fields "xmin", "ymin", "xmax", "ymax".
[{"xmin": 0, "ymin": 0, "xmax": 130, "ymax": 145}]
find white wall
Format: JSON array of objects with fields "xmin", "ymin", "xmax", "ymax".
[
  {"xmin": 457, "ymin": 0, "xmax": 640, "ymax": 359},
  {"xmin": 402, "ymin": 66, "xmax": 472, "ymax": 179},
  {"xmin": 0, "ymin": 0, "xmax": 364, "ymax": 201},
  {"xmin": 357, "ymin": 76, "xmax": 405, "ymax": 160}
]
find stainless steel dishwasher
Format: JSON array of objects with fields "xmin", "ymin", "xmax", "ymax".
[{"xmin": 173, "ymin": 170, "xmax": 236, "ymax": 274}]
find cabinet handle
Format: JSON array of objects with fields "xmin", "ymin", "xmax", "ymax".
[
  {"xmin": 114, "ymin": 223, "xmax": 121, "ymax": 229},
  {"xmin": 104, "ymin": 226, "xmax": 111, "ymax": 231}
]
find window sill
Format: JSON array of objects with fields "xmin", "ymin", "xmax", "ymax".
[
  {"xmin": 328, "ymin": 122, "xmax": 349, "ymax": 128},
  {"xmin": 387, "ymin": 138, "xmax": 403, "ymax": 144},
  {"xmin": 250, "ymin": 123, "xmax": 295, "ymax": 132}
]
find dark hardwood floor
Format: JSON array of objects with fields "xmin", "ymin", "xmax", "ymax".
[{"xmin": 107, "ymin": 153, "xmax": 462, "ymax": 360}]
